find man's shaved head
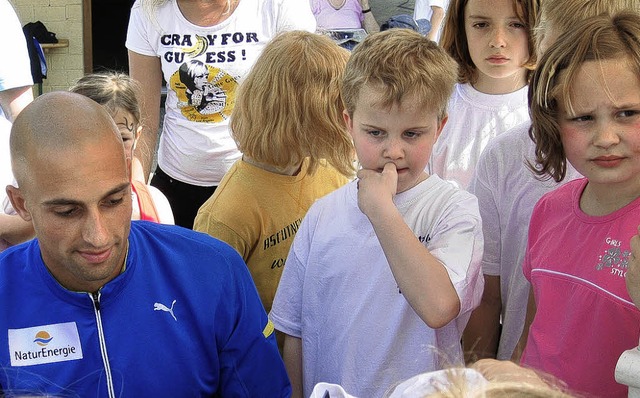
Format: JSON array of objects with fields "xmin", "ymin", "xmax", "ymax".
[
  {"xmin": 6, "ymin": 91, "xmax": 132, "ymax": 293},
  {"xmin": 10, "ymin": 91, "xmax": 124, "ymax": 188}
]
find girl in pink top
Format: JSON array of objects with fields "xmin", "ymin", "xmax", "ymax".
[{"xmin": 516, "ymin": 12, "xmax": 640, "ymax": 398}]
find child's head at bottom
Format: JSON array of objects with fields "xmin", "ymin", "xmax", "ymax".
[
  {"xmin": 530, "ymin": 11, "xmax": 640, "ymax": 184},
  {"xmin": 341, "ymin": 29, "xmax": 458, "ymax": 193},
  {"xmin": 230, "ymin": 30, "xmax": 354, "ymax": 178}
]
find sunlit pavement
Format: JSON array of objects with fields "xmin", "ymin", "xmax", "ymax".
[{"xmin": 370, "ymin": 0, "xmax": 416, "ymax": 28}]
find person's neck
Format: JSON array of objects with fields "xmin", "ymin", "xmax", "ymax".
[
  {"xmin": 472, "ymin": 71, "xmax": 527, "ymax": 95},
  {"xmin": 328, "ymin": 0, "xmax": 347, "ymax": 10},
  {"xmin": 176, "ymin": 0, "xmax": 237, "ymax": 26},
  {"xmin": 243, "ymin": 156, "xmax": 302, "ymax": 176},
  {"xmin": 580, "ymin": 180, "xmax": 640, "ymax": 216}
]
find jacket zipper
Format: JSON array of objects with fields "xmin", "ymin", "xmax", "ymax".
[{"xmin": 91, "ymin": 291, "xmax": 116, "ymax": 398}]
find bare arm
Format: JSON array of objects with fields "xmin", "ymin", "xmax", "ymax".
[
  {"xmin": 0, "ymin": 86, "xmax": 33, "ymax": 122},
  {"xmin": 358, "ymin": 0, "xmax": 379, "ymax": 33},
  {"xmin": 283, "ymin": 334, "xmax": 303, "ymax": 398},
  {"xmin": 357, "ymin": 163, "xmax": 460, "ymax": 328},
  {"xmin": 128, "ymin": 50, "xmax": 163, "ymax": 178},
  {"xmin": 427, "ymin": 6, "xmax": 445, "ymax": 42},
  {"xmin": 0, "ymin": 213, "xmax": 34, "ymax": 245},
  {"xmin": 511, "ymin": 287, "xmax": 536, "ymax": 362},
  {"xmin": 463, "ymin": 275, "xmax": 501, "ymax": 363},
  {"xmin": 0, "ymin": 85, "xmax": 34, "ymax": 246}
]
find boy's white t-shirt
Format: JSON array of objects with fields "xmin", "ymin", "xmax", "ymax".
[
  {"xmin": 270, "ymin": 176, "xmax": 484, "ymax": 398},
  {"xmin": 428, "ymin": 83, "xmax": 529, "ymax": 190}
]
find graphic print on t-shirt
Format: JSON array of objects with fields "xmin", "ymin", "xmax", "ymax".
[
  {"xmin": 596, "ymin": 236, "xmax": 631, "ymax": 278},
  {"xmin": 160, "ymin": 32, "xmax": 262, "ymax": 123},
  {"xmin": 170, "ymin": 60, "xmax": 237, "ymax": 123}
]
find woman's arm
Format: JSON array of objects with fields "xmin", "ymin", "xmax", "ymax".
[
  {"xmin": 427, "ymin": 5, "xmax": 445, "ymax": 42},
  {"xmin": 359, "ymin": 0, "xmax": 380, "ymax": 33},
  {"xmin": 0, "ymin": 86, "xmax": 33, "ymax": 123},
  {"xmin": 128, "ymin": 50, "xmax": 163, "ymax": 178}
]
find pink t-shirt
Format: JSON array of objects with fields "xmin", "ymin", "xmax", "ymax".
[
  {"xmin": 522, "ymin": 178, "xmax": 640, "ymax": 397},
  {"xmin": 311, "ymin": 0, "xmax": 364, "ymax": 29}
]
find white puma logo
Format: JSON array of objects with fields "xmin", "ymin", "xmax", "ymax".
[{"xmin": 154, "ymin": 299, "xmax": 177, "ymax": 321}]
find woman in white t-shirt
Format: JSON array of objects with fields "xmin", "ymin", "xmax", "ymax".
[{"xmin": 126, "ymin": 0, "xmax": 316, "ymax": 228}]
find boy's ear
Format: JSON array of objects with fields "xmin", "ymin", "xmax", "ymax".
[
  {"xmin": 435, "ymin": 114, "xmax": 448, "ymax": 140},
  {"xmin": 343, "ymin": 109, "xmax": 354, "ymax": 135},
  {"xmin": 6, "ymin": 185, "xmax": 33, "ymax": 222}
]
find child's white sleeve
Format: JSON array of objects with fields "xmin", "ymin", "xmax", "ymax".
[{"xmin": 428, "ymin": 191, "xmax": 484, "ymax": 316}]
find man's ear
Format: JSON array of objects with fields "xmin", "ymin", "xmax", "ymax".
[
  {"xmin": 6, "ymin": 185, "xmax": 32, "ymax": 222},
  {"xmin": 435, "ymin": 114, "xmax": 448, "ymax": 140}
]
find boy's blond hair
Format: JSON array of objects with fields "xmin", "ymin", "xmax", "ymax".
[
  {"xmin": 529, "ymin": 11, "xmax": 640, "ymax": 182},
  {"xmin": 535, "ymin": 0, "xmax": 640, "ymax": 52},
  {"xmin": 440, "ymin": 0, "xmax": 539, "ymax": 85},
  {"xmin": 342, "ymin": 29, "xmax": 458, "ymax": 120},
  {"xmin": 230, "ymin": 31, "xmax": 354, "ymax": 177}
]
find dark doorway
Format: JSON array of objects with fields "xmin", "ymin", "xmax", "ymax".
[{"xmin": 91, "ymin": 0, "xmax": 135, "ymax": 72}]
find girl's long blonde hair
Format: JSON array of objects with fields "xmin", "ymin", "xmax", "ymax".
[{"xmin": 230, "ymin": 31, "xmax": 355, "ymax": 177}]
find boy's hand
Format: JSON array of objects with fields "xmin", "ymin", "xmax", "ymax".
[{"xmin": 356, "ymin": 162, "xmax": 397, "ymax": 217}]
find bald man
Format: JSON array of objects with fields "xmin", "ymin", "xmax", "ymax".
[{"xmin": 1, "ymin": 92, "xmax": 290, "ymax": 397}]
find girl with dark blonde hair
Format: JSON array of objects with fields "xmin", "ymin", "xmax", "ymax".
[{"xmin": 193, "ymin": 31, "xmax": 353, "ymax": 337}]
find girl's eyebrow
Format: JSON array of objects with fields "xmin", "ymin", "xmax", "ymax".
[
  {"xmin": 613, "ymin": 102, "xmax": 640, "ymax": 110},
  {"xmin": 360, "ymin": 122, "xmax": 433, "ymax": 131},
  {"xmin": 360, "ymin": 123, "xmax": 383, "ymax": 130},
  {"xmin": 467, "ymin": 14, "xmax": 521, "ymax": 20}
]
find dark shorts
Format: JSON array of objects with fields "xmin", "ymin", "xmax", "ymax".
[{"xmin": 151, "ymin": 167, "xmax": 217, "ymax": 229}]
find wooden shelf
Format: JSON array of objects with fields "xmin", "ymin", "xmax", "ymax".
[{"xmin": 41, "ymin": 39, "xmax": 69, "ymax": 51}]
